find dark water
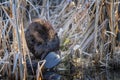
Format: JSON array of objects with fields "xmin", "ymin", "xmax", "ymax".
[{"xmin": 43, "ymin": 69, "xmax": 120, "ymax": 80}]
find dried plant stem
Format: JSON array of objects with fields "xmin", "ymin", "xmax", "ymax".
[
  {"xmin": 110, "ymin": 0, "xmax": 115, "ymax": 57},
  {"xmin": 94, "ymin": 0, "xmax": 99, "ymax": 52}
]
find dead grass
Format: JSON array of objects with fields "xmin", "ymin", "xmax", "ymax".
[{"xmin": 0, "ymin": 0, "xmax": 120, "ymax": 80}]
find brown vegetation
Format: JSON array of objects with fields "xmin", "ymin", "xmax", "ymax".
[{"xmin": 0, "ymin": 0, "xmax": 120, "ymax": 80}]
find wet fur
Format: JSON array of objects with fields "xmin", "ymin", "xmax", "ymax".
[{"xmin": 25, "ymin": 19, "xmax": 60, "ymax": 59}]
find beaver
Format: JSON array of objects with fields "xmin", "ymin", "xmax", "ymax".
[{"xmin": 25, "ymin": 19, "xmax": 60, "ymax": 59}]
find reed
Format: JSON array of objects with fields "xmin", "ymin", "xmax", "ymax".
[{"xmin": 0, "ymin": 0, "xmax": 120, "ymax": 80}]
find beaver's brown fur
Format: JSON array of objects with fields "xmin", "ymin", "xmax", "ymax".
[{"xmin": 25, "ymin": 19, "xmax": 60, "ymax": 59}]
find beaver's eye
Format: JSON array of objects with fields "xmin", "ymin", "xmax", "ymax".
[
  {"xmin": 31, "ymin": 37, "xmax": 35, "ymax": 43},
  {"xmin": 32, "ymin": 39, "xmax": 34, "ymax": 42}
]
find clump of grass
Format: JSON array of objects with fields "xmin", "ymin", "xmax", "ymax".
[{"xmin": 0, "ymin": 0, "xmax": 120, "ymax": 80}]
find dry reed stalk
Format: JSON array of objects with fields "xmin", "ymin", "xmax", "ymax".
[
  {"xmin": 94, "ymin": 0, "xmax": 100, "ymax": 52},
  {"xmin": 11, "ymin": 0, "xmax": 24, "ymax": 79},
  {"xmin": 109, "ymin": 0, "xmax": 115, "ymax": 57},
  {"xmin": 36, "ymin": 60, "xmax": 46, "ymax": 80},
  {"xmin": 40, "ymin": 0, "xmax": 47, "ymax": 18}
]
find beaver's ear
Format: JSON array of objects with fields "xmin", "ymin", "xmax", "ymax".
[{"xmin": 32, "ymin": 18, "xmax": 45, "ymax": 26}]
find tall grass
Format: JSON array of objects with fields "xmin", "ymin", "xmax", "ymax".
[{"xmin": 0, "ymin": 0, "xmax": 120, "ymax": 80}]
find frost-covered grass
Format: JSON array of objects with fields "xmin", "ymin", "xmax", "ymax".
[{"xmin": 0, "ymin": 0, "xmax": 120, "ymax": 80}]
